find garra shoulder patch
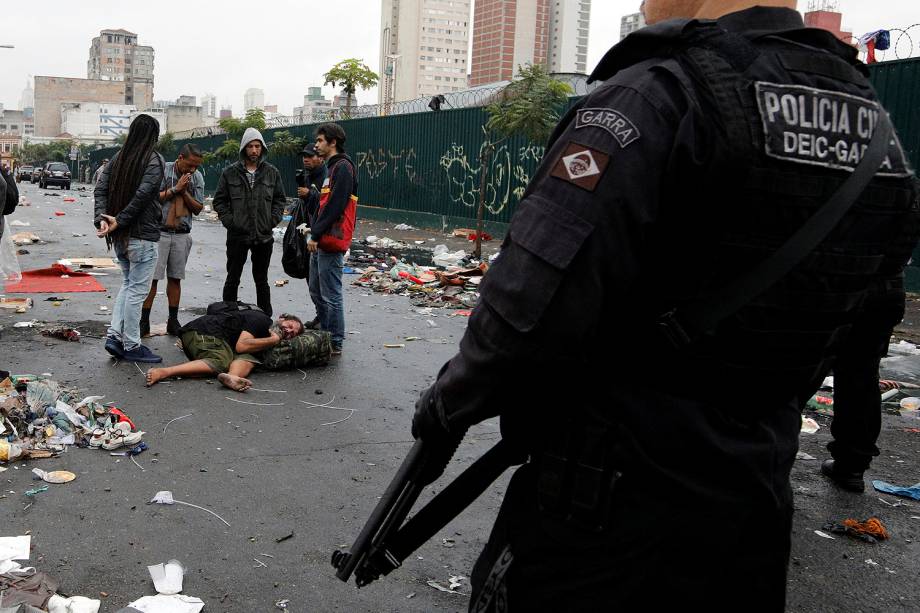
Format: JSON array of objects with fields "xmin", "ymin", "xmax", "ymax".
[
  {"xmin": 575, "ymin": 107, "xmax": 641, "ymax": 148},
  {"xmin": 755, "ymin": 81, "xmax": 911, "ymax": 177},
  {"xmin": 550, "ymin": 141, "xmax": 610, "ymax": 192}
]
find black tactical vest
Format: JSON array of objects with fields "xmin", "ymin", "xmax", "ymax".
[{"xmin": 595, "ymin": 19, "xmax": 920, "ymax": 407}]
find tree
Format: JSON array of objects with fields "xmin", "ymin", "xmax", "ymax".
[
  {"xmin": 324, "ymin": 58, "xmax": 379, "ymax": 119},
  {"xmin": 473, "ymin": 64, "xmax": 572, "ymax": 258},
  {"xmin": 268, "ymin": 130, "xmax": 301, "ymax": 157},
  {"xmin": 156, "ymin": 132, "xmax": 176, "ymax": 159}
]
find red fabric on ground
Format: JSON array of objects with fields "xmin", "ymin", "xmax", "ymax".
[{"xmin": 4, "ymin": 263, "xmax": 106, "ymax": 293}]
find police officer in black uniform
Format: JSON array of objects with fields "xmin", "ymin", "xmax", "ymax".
[{"xmin": 411, "ymin": 0, "xmax": 920, "ymax": 610}]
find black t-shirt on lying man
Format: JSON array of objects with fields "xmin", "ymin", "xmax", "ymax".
[{"xmin": 182, "ymin": 309, "xmax": 273, "ymax": 349}]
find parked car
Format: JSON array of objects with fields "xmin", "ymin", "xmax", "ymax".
[
  {"xmin": 39, "ymin": 162, "xmax": 71, "ymax": 190},
  {"xmin": 30, "ymin": 165, "xmax": 44, "ymax": 183},
  {"xmin": 16, "ymin": 166, "xmax": 33, "ymax": 182}
]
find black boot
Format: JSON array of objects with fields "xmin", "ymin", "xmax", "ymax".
[
  {"xmin": 304, "ymin": 317, "xmax": 320, "ymax": 330},
  {"xmin": 821, "ymin": 459, "xmax": 865, "ymax": 493}
]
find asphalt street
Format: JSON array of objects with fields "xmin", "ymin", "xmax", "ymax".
[{"xmin": 1, "ymin": 180, "xmax": 919, "ymax": 612}]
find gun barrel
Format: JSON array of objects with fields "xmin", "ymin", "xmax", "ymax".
[{"xmin": 333, "ymin": 440, "xmax": 425, "ymax": 582}]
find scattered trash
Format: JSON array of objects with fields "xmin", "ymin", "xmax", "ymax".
[
  {"xmin": 275, "ymin": 599, "xmax": 290, "ymax": 610},
  {"xmin": 274, "ymin": 279, "xmax": 289, "ymax": 287},
  {"xmin": 0, "ymin": 297, "xmax": 33, "ymax": 311},
  {"xmin": 822, "ymin": 517, "xmax": 890, "ymax": 543},
  {"xmin": 900, "ymin": 397, "xmax": 920, "ymax": 412},
  {"xmin": 813, "ymin": 530, "xmax": 835, "ymax": 540},
  {"xmin": 275, "ymin": 532, "xmax": 294, "ymax": 543},
  {"xmin": 800, "ymin": 417, "xmax": 820, "ymax": 434},
  {"xmin": 32, "ymin": 468, "xmax": 76, "ymax": 484},
  {"xmin": 148, "ymin": 490, "xmax": 231, "ymax": 527},
  {"xmin": 426, "ymin": 575, "xmax": 465, "ymax": 594},
  {"xmin": 872, "ymin": 480, "xmax": 920, "ymax": 501},
  {"xmin": 795, "ymin": 451, "xmax": 817, "ymax": 461},
  {"xmin": 54, "ymin": 211, "xmax": 66, "ymax": 216},
  {"xmin": 13, "ymin": 320, "xmax": 37, "ymax": 328},
  {"xmin": 41, "ymin": 326, "xmax": 82, "ymax": 342},
  {"xmin": 162, "ymin": 414, "xmax": 193, "ymax": 434},
  {"xmin": 121, "ymin": 594, "xmax": 204, "ymax": 613},
  {"xmin": 148, "ymin": 559, "xmax": 185, "ymax": 595},
  {"xmin": 298, "ymin": 397, "xmax": 355, "ymax": 426},
  {"xmin": 384, "ymin": 343, "xmax": 405, "ymax": 349},
  {"xmin": 57, "ymin": 258, "xmax": 118, "ymax": 269},
  {"xmin": 11, "ymin": 231, "xmax": 41, "ymax": 246},
  {"xmin": 8, "ymin": 220, "xmax": 29, "ymax": 227},
  {"xmin": 224, "ymin": 397, "xmax": 284, "ymax": 407},
  {"xmin": 24, "ymin": 485, "xmax": 49, "ymax": 496},
  {"xmin": 47, "ymin": 594, "xmax": 101, "ymax": 612}
]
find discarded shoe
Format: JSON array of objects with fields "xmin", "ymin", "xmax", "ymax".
[
  {"xmin": 104, "ymin": 337, "xmax": 124, "ymax": 359},
  {"xmin": 88, "ymin": 427, "xmax": 108, "ymax": 448},
  {"xmin": 122, "ymin": 345, "xmax": 162, "ymax": 364},
  {"xmin": 166, "ymin": 318, "xmax": 182, "ymax": 336},
  {"xmin": 102, "ymin": 422, "xmax": 144, "ymax": 450},
  {"xmin": 821, "ymin": 459, "xmax": 865, "ymax": 493}
]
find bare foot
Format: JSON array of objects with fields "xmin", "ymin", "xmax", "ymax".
[
  {"xmin": 146, "ymin": 368, "xmax": 169, "ymax": 387},
  {"xmin": 218, "ymin": 372, "xmax": 252, "ymax": 392}
]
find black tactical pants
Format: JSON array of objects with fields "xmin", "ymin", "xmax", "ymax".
[
  {"xmin": 469, "ymin": 463, "xmax": 792, "ymax": 612},
  {"xmin": 828, "ymin": 292, "xmax": 905, "ymax": 472}
]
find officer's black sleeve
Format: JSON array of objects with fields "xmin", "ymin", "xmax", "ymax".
[{"xmin": 426, "ymin": 79, "xmax": 694, "ymax": 434}]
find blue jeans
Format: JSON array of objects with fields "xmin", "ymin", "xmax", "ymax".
[
  {"xmin": 109, "ymin": 238, "xmax": 158, "ymax": 351},
  {"xmin": 309, "ymin": 250, "xmax": 345, "ymax": 349}
]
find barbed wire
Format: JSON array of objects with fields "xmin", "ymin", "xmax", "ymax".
[{"xmin": 171, "ymin": 74, "xmax": 596, "ymax": 140}]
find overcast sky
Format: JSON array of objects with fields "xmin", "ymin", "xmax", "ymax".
[{"xmin": 0, "ymin": 1, "xmax": 917, "ymax": 116}]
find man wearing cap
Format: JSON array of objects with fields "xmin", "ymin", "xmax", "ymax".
[
  {"xmin": 213, "ymin": 128, "xmax": 286, "ymax": 316},
  {"xmin": 297, "ymin": 144, "xmax": 328, "ymax": 329}
]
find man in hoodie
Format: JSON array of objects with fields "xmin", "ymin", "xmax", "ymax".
[
  {"xmin": 307, "ymin": 123, "xmax": 357, "ymax": 355},
  {"xmin": 213, "ymin": 128, "xmax": 286, "ymax": 316}
]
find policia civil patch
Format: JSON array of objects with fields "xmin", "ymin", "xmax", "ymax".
[{"xmin": 754, "ymin": 82, "xmax": 911, "ymax": 178}]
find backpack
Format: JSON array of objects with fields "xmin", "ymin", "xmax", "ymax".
[
  {"xmin": 260, "ymin": 327, "xmax": 332, "ymax": 370},
  {"xmin": 281, "ymin": 200, "xmax": 309, "ymax": 279}
]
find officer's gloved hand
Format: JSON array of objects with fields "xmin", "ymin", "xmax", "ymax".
[{"xmin": 412, "ymin": 383, "xmax": 466, "ymax": 485}]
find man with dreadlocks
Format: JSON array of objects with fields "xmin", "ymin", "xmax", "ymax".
[{"xmin": 95, "ymin": 113, "xmax": 167, "ymax": 364}]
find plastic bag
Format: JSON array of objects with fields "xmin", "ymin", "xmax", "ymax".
[
  {"xmin": 281, "ymin": 201, "xmax": 309, "ymax": 279},
  {"xmin": 0, "ymin": 227, "xmax": 22, "ymax": 287}
]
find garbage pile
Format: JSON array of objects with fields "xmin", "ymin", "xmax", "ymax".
[
  {"xmin": 0, "ymin": 534, "xmax": 102, "ymax": 612},
  {"xmin": 352, "ymin": 256, "xmax": 488, "ymax": 310},
  {"xmin": 0, "ymin": 375, "xmax": 146, "ymax": 462}
]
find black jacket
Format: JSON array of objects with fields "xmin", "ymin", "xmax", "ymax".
[
  {"xmin": 299, "ymin": 164, "xmax": 328, "ymax": 225},
  {"xmin": 0, "ymin": 165, "xmax": 18, "ymax": 238},
  {"xmin": 310, "ymin": 153, "xmax": 356, "ymax": 242},
  {"xmin": 94, "ymin": 151, "xmax": 166, "ymax": 242},
  {"xmin": 213, "ymin": 160, "xmax": 286, "ymax": 244}
]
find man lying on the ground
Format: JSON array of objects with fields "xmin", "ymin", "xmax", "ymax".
[{"xmin": 145, "ymin": 301, "xmax": 304, "ymax": 391}]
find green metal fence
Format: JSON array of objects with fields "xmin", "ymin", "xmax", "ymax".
[
  {"xmin": 89, "ymin": 106, "xmax": 557, "ymax": 228},
  {"xmin": 868, "ymin": 58, "xmax": 920, "ymax": 292}
]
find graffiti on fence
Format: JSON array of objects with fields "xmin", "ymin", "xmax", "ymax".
[
  {"xmin": 356, "ymin": 147, "xmax": 417, "ymax": 182},
  {"xmin": 440, "ymin": 142, "xmax": 545, "ymax": 214}
]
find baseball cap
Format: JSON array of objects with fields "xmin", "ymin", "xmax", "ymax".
[{"xmin": 301, "ymin": 145, "xmax": 319, "ymax": 157}]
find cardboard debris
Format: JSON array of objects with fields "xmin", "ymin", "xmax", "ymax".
[
  {"xmin": 57, "ymin": 257, "xmax": 118, "ymax": 269},
  {"xmin": 11, "ymin": 232, "xmax": 40, "ymax": 246},
  {"xmin": 452, "ymin": 228, "xmax": 476, "ymax": 237},
  {"xmin": 0, "ymin": 297, "xmax": 33, "ymax": 311}
]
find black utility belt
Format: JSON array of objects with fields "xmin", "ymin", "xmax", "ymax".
[{"xmin": 161, "ymin": 228, "xmax": 191, "ymax": 234}]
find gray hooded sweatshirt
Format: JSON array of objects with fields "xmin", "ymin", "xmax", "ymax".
[{"xmin": 212, "ymin": 127, "xmax": 286, "ymax": 243}]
